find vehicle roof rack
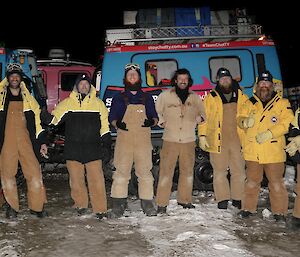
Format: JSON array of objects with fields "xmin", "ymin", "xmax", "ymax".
[
  {"xmin": 37, "ymin": 59, "xmax": 93, "ymax": 67},
  {"xmin": 106, "ymin": 24, "xmax": 264, "ymax": 46}
]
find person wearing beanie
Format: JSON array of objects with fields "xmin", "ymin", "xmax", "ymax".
[
  {"xmin": 285, "ymin": 108, "xmax": 300, "ymax": 230},
  {"xmin": 40, "ymin": 74, "xmax": 111, "ymax": 219},
  {"xmin": 155, "ymin": 68, "xmax": 205, "ymax": 214},
  {"xmin": 108, "ymin": 63, "xmax": 158, "ymax": 218},
  {"xmin": 0, "ymin": 63, "xmax": 48, "ymax": 219},
  {"xmin": 198, "ymin": 67, "xmax": 248, "ymax": 210},
  {"xmin": 237, "ymin": 70, "xmax": 294, "ymax": 222}
]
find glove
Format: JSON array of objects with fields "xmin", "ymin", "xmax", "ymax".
[
  {"xmin": 40, "ymin": 109, "xmax": 54, "ymax": 125},
  {"xmin": 142, "ymin": 119, "xmax": 155, "ymax": 127},
  {"xmin": 116, "ymin": 120, "xmax": 128, "ymax": 131},
  {"xmin": 288, "ymin": 136, "xmax": 300, "ymax": 148},
  {"xmin": 199, "ymin": 136, "xmax": 210, "ymax": 151},
  {"xmin": 285, "ymin": 136, "xmax": 300, "ymax": 156},
  {"xmin": 101, "ymin": 133, "xmax": 112, "ymax": 149},
  {"xmin": 255, "ymin": 130, "xmax": 273, "ymax": 144},
  {"xmin": 238, "ymin": 113, "xmax": 255, "ymax": 129},
  {"xmin": 100, "ymin": 133, "xmax": 112, "ymax": 164}
]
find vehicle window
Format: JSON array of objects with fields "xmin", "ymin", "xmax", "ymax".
[
  {"xmin": 209, "ymin": 57, "xmax": 241, "ymax": 82},
  {"xmin": 145, "ymin": 59, "xmax": 178, "ymax": 86}
]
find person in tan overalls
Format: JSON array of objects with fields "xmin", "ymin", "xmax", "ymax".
[
  {"xmin": 0, "ymin": 63, "xmax": 48, "ymax": 219},
  {"xmin": 285, "ymin": 107, "xmax": 300, "ymax": 229},
  {"xmin": 0, "ymin": 160, "xmax": 5, "ymax": 208},
  {"xmin": 108, "ymin": 63, "xmax": 158, "ymax": 218},
  {"xmin": 155, "ymin": 68, "xmax": 206, "ymax": 214},
  {"xmin": 198, "ymin": 68, "xmax": 248, "ymax": 210}
]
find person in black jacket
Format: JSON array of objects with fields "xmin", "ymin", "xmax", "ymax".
[{"xmin": 41, "ymin": 74, "xmax": 111, "ymax": 219}]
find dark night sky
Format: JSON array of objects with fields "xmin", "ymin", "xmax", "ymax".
[{"xmin": 2, "ymin": 1, "xmax": 299, "ymax": 86}]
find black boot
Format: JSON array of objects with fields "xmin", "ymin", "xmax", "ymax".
[
  {"xmin": 178, "ymin": 202, "xmax": 195, "ymax": 209},
  {"xmin": 6, "ymin": 205, "xmax": 18, "ymax": 219},
  {"xmin": 30, "ymin": 209, "xmax": 48, "ymax": 218},
  {"xmin": 289, "ymin": 216, "xmax": 300, "ymax": 229},
  {"xmin": 238, "ymin": 210, "xmax": 254, "ymax": 218},
  {"xmin": 232, "ymin": 200, "xmax": 242, "ymax": 209},
  {"xmin": 141, "ymin": 199, "xmax": 157, "ymax": 216},
  {"xmin": 108, "ymin": 198, "xmax": 127, "ymax": 218},
  {"xmin": 273, "ymin": 214, "xmax": 286, "ymax": 222},
  {"xmin": 96, "ymin": 212, "xmax": 107, "ymax": 220},
  {"xmin": 157, "ymin": 206, "xmax": 167, "ymax": 214},
  {"xmin": 75, "ymin": 207, "xmax": 88, "ymax": 215},
  {"xmin": 218, "ymin": 200, "xmax": 229, "ymax": 209}
]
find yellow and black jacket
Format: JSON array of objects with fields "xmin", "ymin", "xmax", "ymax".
[
  {"xmin": 198, "ymin": 82, "xmax": 248, "ymax": 153},
  {"xmin": 50, "ymin": 85, "xmax": 110, "ymax": 164},
  {"xmin": 239, "ymin": 92, "xmax": 294, "ymax": 163},
  {"xmin": 0, "ymin": 78, "xmax": 45, "ymax": 161}
]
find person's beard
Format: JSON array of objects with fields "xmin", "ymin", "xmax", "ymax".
[
  {"xmin": 124, "ymin": 80, "xmax": 142, "ymax": 91},
  {"xmin": 175, "ymin": 83, "xmax": 189, "ymax": 104},
  {"xmin": 256, "ymin": 86, "xmax": 273, "ymax": 102},
  {"xmin": 219, "ymin": 81, "xmax": 232, "ymax": 94}
]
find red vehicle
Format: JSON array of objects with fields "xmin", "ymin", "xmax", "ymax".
[{"xmin": 37, "ymin": 49, "xmax": 96, "ymax": 112}]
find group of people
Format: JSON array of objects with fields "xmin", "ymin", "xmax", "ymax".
[
  {"xmin": 198, "ymin": 67, "xmax": 300, "ymax": 229},
  {"xmin": 0, "ymin": 62, "xmax": 299, "ymax": 230}
]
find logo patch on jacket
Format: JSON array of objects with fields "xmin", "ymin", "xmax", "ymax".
[{"xmin": 271, "ymin": 116, "xmax": 277, "ymax": 123}]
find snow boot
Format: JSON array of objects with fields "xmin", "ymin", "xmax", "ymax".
[
  {"xmin": 238, "ymin": 210, "xmax": 254, "ymax": 218},
  {"xmin": 273, "ymin": 214, "xmax": 286, "ymax": 222},
  {"xmin": 96, "ymin": 212, "xmax": 107, "ymax": 220},
  {"xmin": 6, "ymin": 205, "xmax": 18, "ymax": 219},
  {"xmin": 75, "ymin": 207, "xmax": 88, "ymax": 215},
  {"xmin": 178, "ymin": 202, "xmax": 195, "ymax": 209},
  {"xmin": 30, "ymin": 209, "xmax": 48, "ymax": 218},
  {"xmin": 108, "ymin": 198, "xmax": 127, "ymax": 218},
  {"xmin": 157, "ymin": 206, "xmax": 167, "ymax": 214},
  {"xmin": 141, "ymin": 199, "xmax": 157, "ymax": 216},
  {"xmin": 218, "ymin": 200, "xmax": 229, "ymax": 209},
  {"xmin": 232, "ymin": 200, "xmax": 242, "ymax": 209},
  {"xmin": 288, "ymin": 216, "xmax": 300, "ymax": 230}
]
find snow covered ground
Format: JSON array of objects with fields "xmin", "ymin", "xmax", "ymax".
[{"xmin": 0, "ymin": 165, "xmax": 299, "ymax": 257}]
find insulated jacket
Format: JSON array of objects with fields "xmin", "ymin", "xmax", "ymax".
[
  {"xmin": 198, "ymin": 85, "xmax": 248, "ymax": 153},
  {"xmin": 0, "ymin": 78, "xmax": 45, "ymax": 161},
  {"xmin": 239, "ymin": 93, "xmax": 293, "ymax": 163},
  {"xmin": 50, "ymin": 85, "xmax": 110, "ymax": 163},
  {"xmin": 155, "ymin": 88, "xmax": 205, "ymax": 143}
]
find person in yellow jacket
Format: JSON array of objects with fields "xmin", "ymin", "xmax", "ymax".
[
  {"xmin": 198, "ymin": 67, "xmax": 248, "ymax": 210},
  {"xmin": 237, "ymin": 70, "xmax": 294, "ymax": 221},
  {"xmin": 0, "ymin": 64, "xmax": 48, "ymax": 219},
  {"xmin": 284, "ymin": 108, "xmax": 300, "ymax": 229},
  {"xmin": 41, "ymin": 74, "xmax": 111, "ymax": 219}
]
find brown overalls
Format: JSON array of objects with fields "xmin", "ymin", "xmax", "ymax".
[
  {"xmin": 210, "ymin": 103, "xmax": 246, "ymax": 202},
  {"xmin": 243, "ymin": 162, "xmax": 288, "ymax": 215},
  {"xmin": 156, "ymin": 141, "xmax": 195, "ymax": 207},
  {"xmin": 66, "ymin": 160, "xmax": 107, "ymax": 213},
  {"xmin": 0, "ymin": 102, "xmax": 46, "ymax": 212},
  {"xmin": 294, "ymin": 164, "xmax": 300, "ymax": 218},
  {"xmin": 111, "ymin": 104, "xmax": 154, "ymax": 200}
]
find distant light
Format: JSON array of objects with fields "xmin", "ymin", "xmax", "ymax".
[{"xmin": 258, "ymin": 36, "xmax": 265, "ymax": 41}]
